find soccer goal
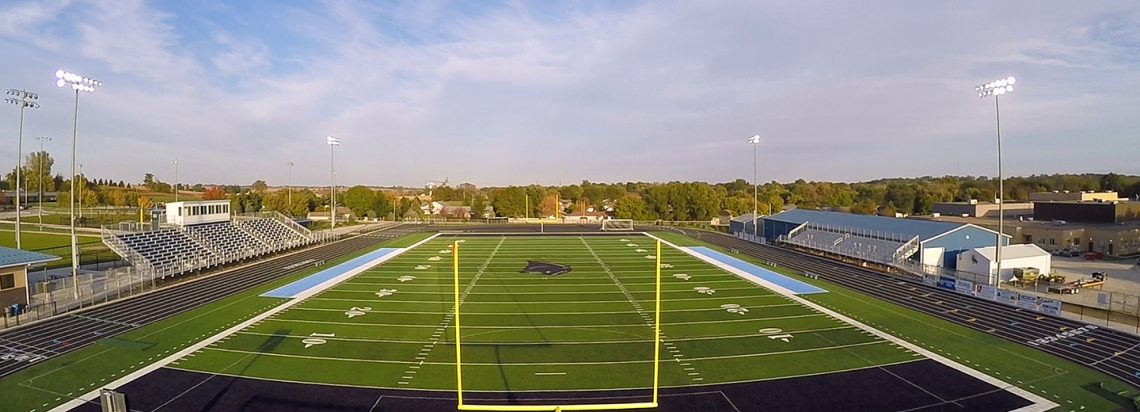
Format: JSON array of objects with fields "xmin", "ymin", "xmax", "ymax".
[
  {"xmin": 600, "ymin": 219, "xmax": 635, "ymax": 231},
  {"xmin": 451, "ymin": 240, "xmax": 663, "ymax": 411}
]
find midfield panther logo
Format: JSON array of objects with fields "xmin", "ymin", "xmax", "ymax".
[{"xmin": 520, "ymin": 260, "xmax": 572, "ymax": 276}]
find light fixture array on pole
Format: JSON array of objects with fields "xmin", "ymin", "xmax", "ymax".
[
  {"xmin": 56, "ymin": 69, "xmax": 101, "ymax": 299},
  {"xmin": 172, "ymin": 160, "xmax": 182, "ymax": 203},
  {"xmin": 5, "ymin": 88, "xmax": 40, "ymax": 249},
  {"xmin": 747, "ymin": 134, "xmax": 761, "ymax": 241},
  {"xmin": 326, "ymin": 136, "xmax": 342, "ymax": 230},
  {"xmin": 286, "ymin": 161, "xmax": 294, "ymax": 216},
  {"xmin": 33, "ymin": 136, "xmax": 52, "ymax": 227},
  {"xmin": 976, "ymin": 75, "xmax": 1015, "ymax": 287}
]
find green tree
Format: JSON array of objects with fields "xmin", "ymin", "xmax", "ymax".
[
  {"xmin": 470, "ymin": 194, "xmax": 487, "ymax": 219},
  {"xmin": 26, "ymin": 151, "xmax": 54, "ymax": 193},
  {"xmin": 614, "ymin": 194, "xmax": 652, "ymax": 220},
  {"xmin": 343, "ymin": 185, "xmax": 376, "ymax": 217},
  {"xmin": 490, "ymin": 187, "xmax": 526, "ymax": 217}
]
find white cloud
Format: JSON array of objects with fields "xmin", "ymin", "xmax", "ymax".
[{"xmin": 0, "ymin": 0, "xmax": 1137, "ymax": 188}]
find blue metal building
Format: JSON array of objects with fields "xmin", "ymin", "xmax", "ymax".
[{"xmin": 758, "ymin": 209, "xmax": 1008, "ymax": 269}]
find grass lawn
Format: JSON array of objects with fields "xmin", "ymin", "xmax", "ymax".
[
  {"xmin": 0, "ymin": 229, "xmax": 113, "ymax": 269},
  {"xmin": 0, "ymin": 233, "xmax": 426, "ymax": 412},
  {"xmin": 654, "ymin": 231, "xmax": 1131, "ymax": 411}
]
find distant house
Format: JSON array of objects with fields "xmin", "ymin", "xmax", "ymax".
[
  {"xmin": 563, "ymin": 210, "xmax": 609, "ymax": 222},
  {"xmin": 307, "ymin": 206, "xmax": 355, "ymax": 222}
]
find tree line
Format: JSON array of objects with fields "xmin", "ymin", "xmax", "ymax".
[{"xmin": 5, "ymin": 152, "xmax": 1136, "ymax": 223}]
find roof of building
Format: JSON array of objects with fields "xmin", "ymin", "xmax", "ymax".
[
  {"xmin": 969, "ymin": 244, "xmax": 1050, "ymax": 260},
  {"xmin": 731, "ymin": 213, "xmax": 758, "ymax": 223},
  {"xmin": 0, "ymin": 247, "xmax": 60, "ymax": 268},
  {"xmin": 765, "ymin": 209, "xmax": 966, "ymax": 241}
]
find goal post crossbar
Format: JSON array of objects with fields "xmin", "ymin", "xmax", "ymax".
[
  {"xmin": 600, "ymin": 219, "xmax": 635, "ymax": 231},
  {"xmin": 453, "ymin": 239, "xmax": 662, "ymax": 411}
]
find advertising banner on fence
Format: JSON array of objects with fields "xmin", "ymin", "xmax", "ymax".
[
  {"xmin": 1040, "ymin": 298, "xmax": 1062, "ymax": 316},
  {"xmin": 978, "ymin": 285, "xmax": 997, "ymax": 301},
  {"xmin": 955, "ymin": 279, "xmax": 975, "ymax": 296},
  {"xmin": 1097, "ymin": 292, "xmax": 1110, "ymax": 308},
  {"xmin": 996, "ymin": 289, "xmax": 1017, "ymax": 306},
  {"xmin": 1017, "ymin": 293, "xmax": 1040, "ymax": 311},
  {"xmin": 937, "ymin": 276, "xmax": 956, "ymax": 291}
]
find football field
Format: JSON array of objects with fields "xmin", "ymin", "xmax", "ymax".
[{"xmin": 171, "ymin": 233, "xmax": 923, "ymax": 396}]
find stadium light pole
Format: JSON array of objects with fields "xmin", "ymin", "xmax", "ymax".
[
  {"xmin": 743, "ymin": 135, "xmax": 761, "ymax": 237},
  {"xmin": 33, "ymin": 136, "xmax": 51, "ymax": 227},
  {"xmin": 977, "ymin": 75, "xmax": 1015, "ymax": 287},
  {"xmin": 172, "ymin": 159, "xmax": 181, "ymax": 203},
  {"xmin": 326, "ymin": 136, "xmax": 341, "ymax": 230},
  {"xmin": 748, "ymin": 135, "xmax": 761, "ymax": 240},
  {"xmin": 56, "ymin": 69, "xmax": 100, "ymax": 299},
  {"xmin": 78, "ymin": 163, "xmax": 84, "ymax": 219},
  {"xmin": 6, "ymin": 88, "xmax": 40, "ymax": 249},
  {"xmin": 286, "ymin": 161, "xmax": 294, "ymax": 215}
]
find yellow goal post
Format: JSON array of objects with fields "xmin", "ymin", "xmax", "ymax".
[{"xmin": 452, "ymin": 239, "xmax": 664, "ymax": 411}]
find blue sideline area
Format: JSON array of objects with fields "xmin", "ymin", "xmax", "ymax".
[
  {"xmin": 687, "ymin": 246, "xmax": 828, "ymax": 295},
  {"xmin": 261, "ymin": 247, "xmax": 401, "ymax": 298}
]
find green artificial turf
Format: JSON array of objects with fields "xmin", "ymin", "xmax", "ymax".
[
  {"xmin": 0, "ymin": 232, "xmax": 420, "ymax": 412},
  {"xmin": 653, "ymin": 230, "xmax": 1132, "ymax": 411},
  {"xmin": 175, "ymin": 235, "xmax": 916, "ymax": 396}
]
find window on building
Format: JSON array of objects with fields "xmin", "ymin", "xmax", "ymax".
[
  {"xmin": 0, "ymin": 273, "xmax": 15, "ymax": 290},
  {"xmin": 1049, "ymin": 238, "xmax": 1055, "ymax": 245}
]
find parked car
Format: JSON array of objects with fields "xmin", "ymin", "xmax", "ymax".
[
  {"xmin": 1085, "ymin": 251, "xmax": 1104, "ymax": 260},
  {"xmin": 1053, "ymin": 247, "xmax": 1081, "ymax": 257}
]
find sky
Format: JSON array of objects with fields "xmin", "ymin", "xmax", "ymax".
[{"xmin": 1, "ymin": 1, "xmax": 1138, "ymax": 189}]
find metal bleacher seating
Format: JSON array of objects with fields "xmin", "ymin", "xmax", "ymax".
[
  {"xmin": 787, "ymin": 227, "xmax": 910, "ymax": 264},
  {"xmin": 236, "ymin": 218, "xmax": 310, "ymax": 251},
  {"xmin": 103, "ymin": 216, "xmax": 316, "ymax": 279}
]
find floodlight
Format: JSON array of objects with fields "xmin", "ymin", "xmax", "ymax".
[
  {"xmin": 973, "ymin": 74, "xmax": 1020, "ymax": 287},
  {"xmin": 56, "ymin": 69, "xmax": 64, "ymax": 78}
]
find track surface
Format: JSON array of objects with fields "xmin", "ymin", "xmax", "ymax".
[
  {"xmin": 0, "ymin": 224, "xmax": 422, "ymax": 379},
  {"xmin": 71, "ymin": 359, "xmax": 1029, "ymax": 412},
  {"xmin": 668, "ymin": 228, "xmax": 1140, "ymax": 389}
]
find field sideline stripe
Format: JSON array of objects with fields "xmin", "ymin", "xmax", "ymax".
[
  {"xmin": 49, "ymin": 233, "xmax": 442, "ymax": 412},
  {"xmin": 643, "ymin": 232, "xmax": 1058, "ymax": 412}
]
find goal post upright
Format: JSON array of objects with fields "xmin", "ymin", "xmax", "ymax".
[
  {"xmin": 652, "ymin": 239, "xmax": 662, "ymax": 405},
  {"xmin": 453, "ymin": 240, "xmax": 464, "ymax": 407}
]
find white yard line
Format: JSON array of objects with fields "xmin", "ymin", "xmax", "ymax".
[
  {"xmin": 49, "ymin": 234, "xmax": 441, "ymax": 412},
  {"xmin": 642, "ymin": 232, "xmax": 1058, "ymax": 412},
  {"xmin": 198, "ymin": 339, "xmax": 888, "ymax": 366},
  {"xmin": 260, "ymin": 312, "xmax": 824, "ymax": 328},
  {"xmin": 234, "ymin": 325, "xmax": 856, "ymax": 345}
]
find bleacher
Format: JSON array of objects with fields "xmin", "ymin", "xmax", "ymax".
[
  {"xmin": 113, "ymin": 228, "xmax": 220, "ymax": 275},
  {"xmin": 787, "ymin": 227, "xmax": 910, "ymax": 264},
  {"xmin": 103, "ymin": 215, "xmax": 316, "ymax": 278},
  {"xmin": 236, "ymin": 218, "xmax": 309, "ymax": 251},
  {"xmin": 185, "ymin": 222, "xmax": 267, "ymax": 260}
]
